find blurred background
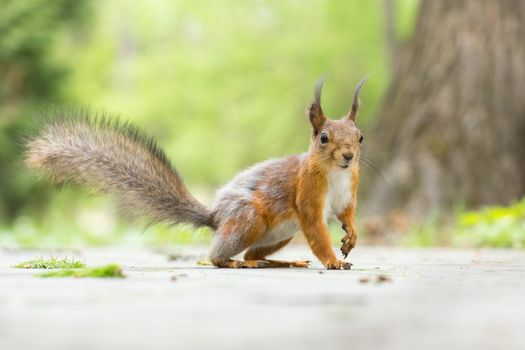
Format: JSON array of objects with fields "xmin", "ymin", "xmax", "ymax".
[{"xmin": 1, "ymin": 0, "xmax": 524, "ymax": 249}]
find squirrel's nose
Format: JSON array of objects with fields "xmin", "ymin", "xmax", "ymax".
[{"xmin": 342, "ymin": 152, "xmax": 354, "ymax": 161}]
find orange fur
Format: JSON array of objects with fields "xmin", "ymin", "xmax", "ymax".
[
  {"xmin": 209, "ymin": 76, "xmax": 366, "ymax": 269},
  {"xmin": 338, "ymin": 165, "xmax": 360, "ymax": 258},
  {"xmin": 296, "ymin": 159, "xmax": 336, "ymax": 265}
]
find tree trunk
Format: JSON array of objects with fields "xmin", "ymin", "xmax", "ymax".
[{"xmin": 363, "ymin": 0, "xmax": 525, "ymax": 216}]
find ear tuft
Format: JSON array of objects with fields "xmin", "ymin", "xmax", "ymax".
[
  {"xmin": 347, "ymin": 75, "xmax": 369, "ymax": 121},
  {"xmin": 307, "ymin": 75, "xmax": 328, "ymax": 134},
  {"xmin": 313, "ymin": 74, "xmax": 327, "ymax": 107}
]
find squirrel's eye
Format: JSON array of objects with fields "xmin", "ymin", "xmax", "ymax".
[
  {"xmin": 320, "ymin": 132, "xmax": 329, "ymax": 145},
  {"xmin": 359, "ymin": 135, "xmax": 364, "ymax": 144}
]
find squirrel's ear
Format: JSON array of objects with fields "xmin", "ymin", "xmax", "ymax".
[
  {"xmin": 346, "ymin": 75, "xmax": 369, "ymax": 122},
  {"xmin": 307, "ymin": 75, "xmax": 327, "ymax": 135}
]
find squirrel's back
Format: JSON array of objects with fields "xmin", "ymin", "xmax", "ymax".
[{"xmin": 214, "ymin": 155, "xmax": 303, "ymax": 210}]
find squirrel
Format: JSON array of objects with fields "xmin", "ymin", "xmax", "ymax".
[{"xmin": 25, "ymin": 76, "xmax": 367, "ymax": 270}]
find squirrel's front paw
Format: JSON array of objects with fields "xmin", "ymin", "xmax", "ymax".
[
  {"xmin": 325, "ymin": 260, "xmax": 352, "ymax": 270},
  {"xmin": 340, "ymin": 224, "xmax": 357, "ymax": 258}
]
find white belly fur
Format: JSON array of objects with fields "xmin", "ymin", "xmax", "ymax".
[
  {"xmin": 324, "ymin": 169, "xmax": 353, "ymax": 222},
  {"xmin": 251, "ymin": 219, "xmax": 299, "ymax": 248}
]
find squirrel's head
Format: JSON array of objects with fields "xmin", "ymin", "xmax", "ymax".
[{"xmin": 307, "ymin": 75, "xmax": 368, "ymax": 171}]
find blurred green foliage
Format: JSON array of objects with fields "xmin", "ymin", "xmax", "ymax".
[
  {"xmin": 0, "ymin": 0, "xmax": 92, "ymax": 220},
  {"xmin": 1, "ymin": 0, "xmax": 423, "ymax": 246},
  {"xmin": 0, "ymin": 188, "xmax": 212, "ymax": 248},
  {"xmin": 451, "ymin": 199, "xmax": 525, "ymax": 248},
  {"xmin": 2, "ymin": 0, "xmax": 520, "ymax": 250},
  {"xmin": 404, "ymin": 199, "xmax": 525, "ymax": 248},
  {"xmin": 63, "ymin": 0, "xmax": 399, "ymax": 188}
]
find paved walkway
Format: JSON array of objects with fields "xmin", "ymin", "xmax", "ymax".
[{"xmin": 0, "ymin": 246, "xmax": 524, "ymax": 350}]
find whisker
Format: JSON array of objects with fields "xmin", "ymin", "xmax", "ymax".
[
  {"xmin": 359, "ymin": 154, "xmax": 385, "ymax": 174},
  {"xmin": 358, "ymin": 155, "xmax": 391, "ymax": 191},
  {"xmin": 359, "ymin": 150, "xmax": 384, "ymax": 166},
  {"xmin": 359, "ymin": 150, "xmax": 385, "ymax": 170}
]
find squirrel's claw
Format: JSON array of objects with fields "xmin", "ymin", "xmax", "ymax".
[
  {"xmin": 341, "ymin": 247, "xmax": 349, "ymax": 259},
  {"xmin": 340, "ymin": 238, "xmax": 354, "ymax": 258},
  {"xmin": 326, "ymin": 260, "xmax": 352, "ymax": 270},
  {"xmin": 340, "ymin": 226, "xmax": 357, "ymax": 258}
]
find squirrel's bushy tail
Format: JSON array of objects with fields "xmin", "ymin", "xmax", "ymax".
[{"xmin": 26, "ymin": 109, "xmax": 214, "ymax": 229}]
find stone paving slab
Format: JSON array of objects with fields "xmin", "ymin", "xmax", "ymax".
[{"xmin": 0, "ymin": 246, "xmax": 524, "ymax": 350}]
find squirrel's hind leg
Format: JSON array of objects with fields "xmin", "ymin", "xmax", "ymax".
[
  {"xmin": 209, "ymin": 205, "xmax": 268, "ymax": 268},
  {"xmin": 213, "ymin": 258, "xmax": 308, "ymax": 268},
  {"xmin": 213, "ymin": 259, "xmax": 270, "ymax": 268},
  {"xmin": 244, "ymin": 238, "xmax": 310, "ymax": 268}
]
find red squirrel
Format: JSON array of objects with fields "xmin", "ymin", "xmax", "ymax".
[{"xmin": 25, "ymin": 76, "xmax": 367, "ymax": 269}]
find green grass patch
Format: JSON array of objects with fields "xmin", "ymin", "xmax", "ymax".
[
  {"xmin": 38, "ymin": 263, "xmax": 125, "ymax": 278},
  {"xmin": 404, "ymin": 198, "xmax": 525, "ymax": 248},
  {"xmin": 451, "ymin": 199, "xmax": 525, "ymax": 248},
  {"xmin": 14, "ymin": 256, "xmax": 86, "ymax": 269}
]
